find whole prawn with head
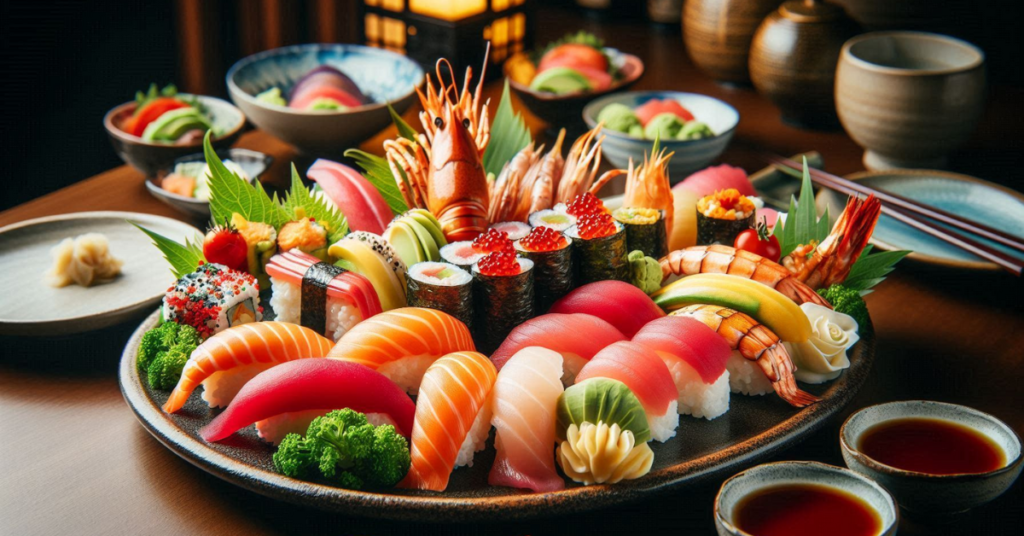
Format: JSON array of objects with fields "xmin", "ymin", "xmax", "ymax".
[{"xmin": 385, "ymin": 58, "xmax": 491, "ymax": 242}]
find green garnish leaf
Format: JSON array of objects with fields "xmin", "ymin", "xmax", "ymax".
[
  {"xmin": 282, "ymin": 164, "xmax": 349, "ymax": 243},
  {"xmin": 842, "ymin": 245, "xmax": 911, "ymax": 294},
  {"xmin": 343, "ymin": 148, "xmax": 409, "ymax": 215},
  {"xmin": 132, "ymin": 222, "xmax": 205, "ymax": 279},
  {"xmin": 388, "ymin": 103, "xmax": 419, "ymax": 142},
  {"xmin": 482, "ymin": 80, "xmax": 533, "ymax": 178},
  {"xmin": 204, "ymin": 131, "xmax": 290, "ymax": 228}
]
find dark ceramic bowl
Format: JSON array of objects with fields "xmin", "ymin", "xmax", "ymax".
[
  {"xmin": 145, "ymin": 148, "xmax": 274, "ymax": 220},
  {"xmin": 841, "ymin": 400, "xmax": 1023, "ymax": 514},
  {"xmin": 226, "ymin": 44, "xmax": 424, "ymax": 156},
  {"xmin": 504, "ymin": 47, "xmax": 644, "ymax": 130},
  {"xmin": 714, "ymin": 461, "xmax": 898, "ymax": 536},
  {"xmin": 104, "ymin": 95, "xmax": 246, "ymax": 177}
]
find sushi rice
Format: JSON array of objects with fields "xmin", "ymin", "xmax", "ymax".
[
  {"xmin": 726, "ymin": 351, "xmax": 775, "ymax": 396},
  {"xmin": 661, "ymin": 358, "xmax": 730, "ymax": 420},
  {"xmin": 456, "ymin": 402, "xmax": 493, "ymax": 468},
  {"xmin": 269, "ymin": 279, "xmax": 362, "ymax": 342}
]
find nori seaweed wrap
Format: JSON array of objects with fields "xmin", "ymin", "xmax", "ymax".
[
  {"xmin": 406, "ymin": 262, "xmax": 473, "ymax": 329},
  {"xmin": 613, "ymin": 207, "xmax": 668, "ymax": 259},
  {"xmin": 515, "ymin": 234, "xmax": 573, "ymax": 313},
  {"xmin": 695, "ymin": 189, "xmax": 757, "ymax": 246},
  {"xmin": 471, "ymin": 258, "xmax": 535, "ymax": 354},
  {"xmin": 565, "ymin": 222, "xmax": 629, "ymax": 284}
]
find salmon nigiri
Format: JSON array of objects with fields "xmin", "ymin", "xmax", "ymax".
[
  {"xmin": 489, "ymin": 347, "xmax": 565, "ymax": 492},
  {"xmin": 400, "ymin": 351, "xmax": 497, "ymax": 492},
  {"xmin": 163, "ymin": 322, "xmax": 333, "ymax": 413},
  {"xmin": 327, "ymin": 307, "xmax": 475, "ymax": 394},
  {"xmin": 575, "ymin": 341, "xmax": 679, "ymax": 442}
]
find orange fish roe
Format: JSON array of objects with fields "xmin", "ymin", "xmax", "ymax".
[
  {"xmin": 519, "ymin": 226, "xmax": 569, "ymax": 252},
  {"xmin": 697, "ymin": 188, "xmax": 756, "ymax": 220},
  {"xmin": 477, "ymin": 250, "xmax": 521, "ymax": 276},
  {"xmin": 472, "ymin": 228, "xmax": 514, "ymax": 254},
  {"xmin": 577, "ymin": 211, "xmax": 619, "ymax": 239}
]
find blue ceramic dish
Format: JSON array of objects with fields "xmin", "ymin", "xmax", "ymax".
[
  {"xmin": 227, "ymin": 44, "xmax": 424, "ymax": 156},
  {"xmin": 582, "ymin": 91, "xmax": 739, "ymax": 180},
  {"xmin": 816, "ymin": 169, "xmax": 1024, "ymax": 271}
]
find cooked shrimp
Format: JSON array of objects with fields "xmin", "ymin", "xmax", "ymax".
[{"xmin": 784, "ymin": 194, "xmax": 882, "ymax": 289}]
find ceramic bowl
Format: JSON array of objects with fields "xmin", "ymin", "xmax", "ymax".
[
  {"xmin": 682, "ymin": 0, "xmax": 782, "ymax": 85},
  {"xmin": 835, "ymin": 31, "xmax": 986, "ymax": 170},
  {"xmin": 841, "ymin": 401, "xmax": 1023, "ymax": 514},
  {"xmin": 145, "ymin": 148, "xmax": 274, "ymax": 220},
  {"xmin": 104, "ymin": 95, "xmax": 245, "ymax": 177},
  {"xmin": 582, "ymin": 91, "xmax": 739, "ymax": 179},
  {"xmin": 504, "ymin": 48, "xmax": 644, "ymax": 130},
  {"xmin": 715, "ymin": 461, "xmax": 898, "ymax": 536},
  {"xmin": 227, "ymin": 44, "xmax": 424, "ymax": 156}
]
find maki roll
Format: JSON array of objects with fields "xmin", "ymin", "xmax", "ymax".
[
  {"xmin": 529, "ymin": 209, "xmax": 576, "ymax": 233},
  {"xmin": 329, "ymin": 232, "xmax": 407, "ymax": 311},
  {"xmin": 266, "ymin": 249, "xmax": 382, "ymax": 341},
  {"xmin": 406, "ymin": 262, "xmax": 473, "ymax": 328},
  {"xmin": 515, "ymin": 226, "xmax": 573, "ymax": 312},
  {"xmin": 696, "ymin": 189, "xmax": 756, "ymax": 246},
  {"xmin": 440, "ymin": 241, "xmax": 485, "ymax": 270},
  {"xmin": 472, "ymin": 252, "xmax": 535, "ymax": 354},
  {"xmin": 489, "ymin": 221, "xmax": 532, "ymax": 241},
  {"xmin": 565, "ymin": 216, "xmax": 629, "ymax": 284},
  {"xmin": 162, "ymin": 263, "xmax": 263, "ymax": 339},
  {"xmin": 613, "ymin": 207, "xmax": 668, "ymax": 259}
]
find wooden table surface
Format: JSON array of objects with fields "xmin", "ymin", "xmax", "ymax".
[{"xmin": 2, "ymin": 7, "xmax": 1023, "ymax": 535}]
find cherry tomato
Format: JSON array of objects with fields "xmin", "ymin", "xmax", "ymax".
[{"xmin": 734, "ymin": 218, "xmax": 781, "ymax": 262}]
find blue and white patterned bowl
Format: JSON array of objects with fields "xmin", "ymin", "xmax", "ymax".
[
  {"xmin": 227, "ymin": 44, "xmax": 425, "ymax": 156},
  {"xmin": 582, "ymin": 91, "xmax": 739, "ymax": 181}
]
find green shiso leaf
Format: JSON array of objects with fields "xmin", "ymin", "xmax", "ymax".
[
  {"xmin": 388, "ymin": 103, "xmax": 420, "ymax": 142},
  {"xmin": 482, "ymin": 81, "xmax": 533, "ymax": 178},
  {"xmin": 204, "ymin": 131, "xmax": 290, "ymax": 228},
  {"xmin": 281, "ymin": 164, "xmax": 349, "ymax": 243},
  {"xmin": 343, "ymin": 148, "xmax": 409, "ymax": 215},
  {"xmin": 842, "ymin": 245, "xmax": 911, "ymax": 294},
  {"xmin": 131, "ymin": 222, "xmax": 205, "ymax": 279},
  {"xmin": 556, "ymin": 378, "xmax": 650, "ymax": 443}
]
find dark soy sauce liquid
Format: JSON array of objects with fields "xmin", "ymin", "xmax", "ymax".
[
  {"xmin": 735, "ymin": 483, "xmax": 881, "ymax": 536},
  {"xmin": 859, "ymin": 417, "xmax": 1006, "ymax": 475}
]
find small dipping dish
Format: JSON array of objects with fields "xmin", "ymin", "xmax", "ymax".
[
  {"xmin": 715, "ymin": 461, "xmax": 898, "ymax": 536},
  {"xmin": 841, "ymin": 400, "xmax": 1023, "ymax": 514},
  {"xmin": 146, "ymin": 149, "xmax": 273, "ymax": 220}
]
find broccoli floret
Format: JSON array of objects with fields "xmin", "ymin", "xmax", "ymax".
[
  {"xmin": 306, "ymin": 409, "xmax": 375, "ymax": 488},
  {"xmin": 137, "ymin": 322, "xmax": 181, "ymax": 371},
  {"xmin": 147, "ymin": 344, "xmax": 189, "ymax": 390},
  {"xmin": 175, "ymin": 324, "xmax": 203, "ymax": 349},
  {"xmin": 818, "ymin": 284, "xmax": 870, "ymax": 331},
  {"xmin": 361, "ymin": 424, "xmax": 411, "ymax": 488},
  {"xmin": 273, "ymin": 433, "xmax": 317, "ymax": 478}
]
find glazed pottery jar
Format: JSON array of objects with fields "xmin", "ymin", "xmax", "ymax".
[{"xmin": 683, "ymin": 0, "xmax": 782, "ymax": 85}]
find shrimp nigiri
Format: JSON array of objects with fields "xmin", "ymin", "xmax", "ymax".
[
  {"xmin": 400, "ymin": 351, "xmax": 497, "ymax": 492},
  {"xmin": 163, "ymin": 322, "xmax": 334, "ymax": 413},
  {"xmin": 327, "ymin": 307, "xmax": 476, "ymax": 394}
]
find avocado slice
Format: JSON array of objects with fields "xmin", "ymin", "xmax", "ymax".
[
  {"xmin": 407, "ymin": 209, "xmax": 448, "ymax": 248},
  {"xmin": 383, "ymin": 220, "xmax": 427, "ymax": 266},
  {"xmin": 142, "ymin": 108, "xmax": 212, "ymax": 142},
  {"xmin": 406, "ymin": 218, "xmax": 441, "ymax": 262},
  {"xmin": 655, "ymin": 286, "xmax": 761, "ymax": 317},
  {"xmin": 528, "ymin": 67, "xmax": 592, "ymax": 95}
]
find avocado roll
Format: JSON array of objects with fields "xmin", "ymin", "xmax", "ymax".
[
  {"xmin": 529, "ymin": 208, "xmax": 576, "ymax": 232},
  {"xmin": 696, "ymin": 189, "xmax": 757, "ymax": 246},
  {"xmin": 472, "ymin": 254, "xmax": 535, "ymax": 354},
  {"xmin": 565, "ymin": 213, "xmax": 629, "ymax": 285},
  {"xmin": 489, "ymin": 221, "xmax": 532, "ymax": 241},
  {"xmin": 613, "ymin": 207, "xmax": 668, "ymax": 259},
  {"xmin": 515, "ymin": 226, "xmax": 573, "ymax": 313},
  {"xmin": 406, "ymin": 262, "xmax": 473, "ymax": 329},
  {"xmin": 439, "ymin": 241, "xmax": 486, "ymax": 270}
]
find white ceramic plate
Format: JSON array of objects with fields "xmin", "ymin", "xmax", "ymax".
[{"xmin": 0, "ymin": 211, "xmax": 199, "ymax": 336}]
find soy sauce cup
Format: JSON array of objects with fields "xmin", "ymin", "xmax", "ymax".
[
  {"xmin": 841, "ymin": 401, "xmax": 1023, "ymax": 514},
  {"xmin": 715, "ymin": 461, "xmax": 898, "ymax": 536}
]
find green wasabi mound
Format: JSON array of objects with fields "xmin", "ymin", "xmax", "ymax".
[
  {"xmin": 255, "ymin": 87, "xmax": 287, "ymax": 107},
  {"xmin": 644, "ymin": 112, "xmax": 686, "ymax": 140},
  {"xmin": 677, "ymin": 121, "xmax": 714, "ymax": 140},
  {"xmin": 598, "ymin": 103, "xmax": 642, "ymax": 134},
  {"xmin": 556, "ymin": 378, "xmax": 651, "ymax": 443},
  {"xmin": 628, "ymin": 250, "xmax": 662, "ymax": 295}
]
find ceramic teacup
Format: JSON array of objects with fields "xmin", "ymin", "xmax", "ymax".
[
  {"xmin": 715, "ymin": 461, "xmax": 898, "ymax": 536},
  {"xmin": 841, "ymin": 400, "xmax": 1023, "ymax": 514},
  {"xmin": 835, "ymin": 32, "xmax": 985, "ymax": 170}
]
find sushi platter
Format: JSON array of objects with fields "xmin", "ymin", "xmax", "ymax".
[
  {"xmin": 120, "ymin": 309, "xmax": 874, "ymax": 521},
  {"xmin": 109, "ymin": 42, "xmax": 906, "ymax": 522}
]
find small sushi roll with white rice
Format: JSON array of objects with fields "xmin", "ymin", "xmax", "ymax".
[
  {"xmin": 161, "ymin": 263, "xmax": 262, "ymax": 338},
  {"xmin": 529, "ymin": 209, "xmax": 576, "ymax": 232},
  {"xmin": 406, "ymin": 261, "xmax": 473, "ymax": 328},
  {"xmin": 489, "ymin": 221, "xmax": 532, "ymax": 241},
  {"xmin": 439, "ymin": 241, "xmax": 486, "ymax": 270}
]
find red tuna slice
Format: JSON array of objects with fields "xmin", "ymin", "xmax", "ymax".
[
  {"xmin": 634, "ymin": 98, "xmax": 695, "ymax": 126},
  {"xmin": 548, "ymin": 280, "xmax": 665, "ymax": 338},
  {"xmin": 575, "ymin": 341, "xmax": 678, "ymax": 417},
  {"xmin": 632, "ymin": 316, "xmax": 731, "ymax": 384},
  {"xmin": 307, "ymin": 158, "xmax": 393, "ymax": 235},
  {"xmin": 574, "ymin": 66, "xmax": 613, "ymax": 91},
  {"xmin": 538, "ymin": 43, "xmax": 609, "ymax": 74},
  {"xmin": 289, "ymin": 86, "xmax": 364, "ymax": 110},
  {"xmin": 290, "ymin": 65, "xmax": 369, "ymax": 105},
  {"xmin": 199, "ymin": 359, "xmax": 415, "ymax": 442},
  {"xmin": 673, "ymin": 164, "xmax": 756, "ymax": 198},
  {"xmin": 489, "ymin": 313, "xmax": 627, "ymax": 371}
]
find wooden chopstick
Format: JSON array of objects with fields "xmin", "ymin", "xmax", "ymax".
[
  {"xmin": 768, "ymin": 159, "xmax": 1023, "ymax": 276},
  {"xmin": 765, "ymin": 154, "xmax": 1024, "ymax": 254}
]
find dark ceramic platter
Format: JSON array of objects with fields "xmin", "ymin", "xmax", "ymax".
[{"xmin": 119, "ymin": 309, "xmax": 875, "ymax": 522}]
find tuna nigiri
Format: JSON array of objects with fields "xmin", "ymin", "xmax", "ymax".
[
  {"xmin": 548, "ymin": 281, "xmax": 665, "ymax": 337},
  {"xmin": 575, "ymin": 341, "xmax": 679, "ymax": 442},
  {"xmin": 163, "ymin": 322, "xmax": 334, "ymax": 414},
  {"xmin": 327, "ymin": 307, "xmax": 475, "ymax": 394},
  {"xmin": 674, "ymin": 164, "xmax": 756, "ymax": 198},
  {"xmin": 308, "ymin": 159, "xmax": 393, "ymax": 236},
  {"xmin": 632, "ymin": 316, "xmax": 732, "ymax": 420},
  {"xmin": 400, "ymin": 351, "xmax": 497, "ymax": 492},
  {"xmin": 199, "ymin": 359, "xmax": 415, "ymax": 444},
  {"xmin": 489, "ymin": 313, "xmax": 626, "ymax": 384},
  {"xmin": 489, "ymin": 347, "xmax": 565, "ymax": 492}
]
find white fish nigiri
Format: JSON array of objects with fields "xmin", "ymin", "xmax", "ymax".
[{"xmin": 488, "ymin": 347, "xmax": 566, "ymax": 492}]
